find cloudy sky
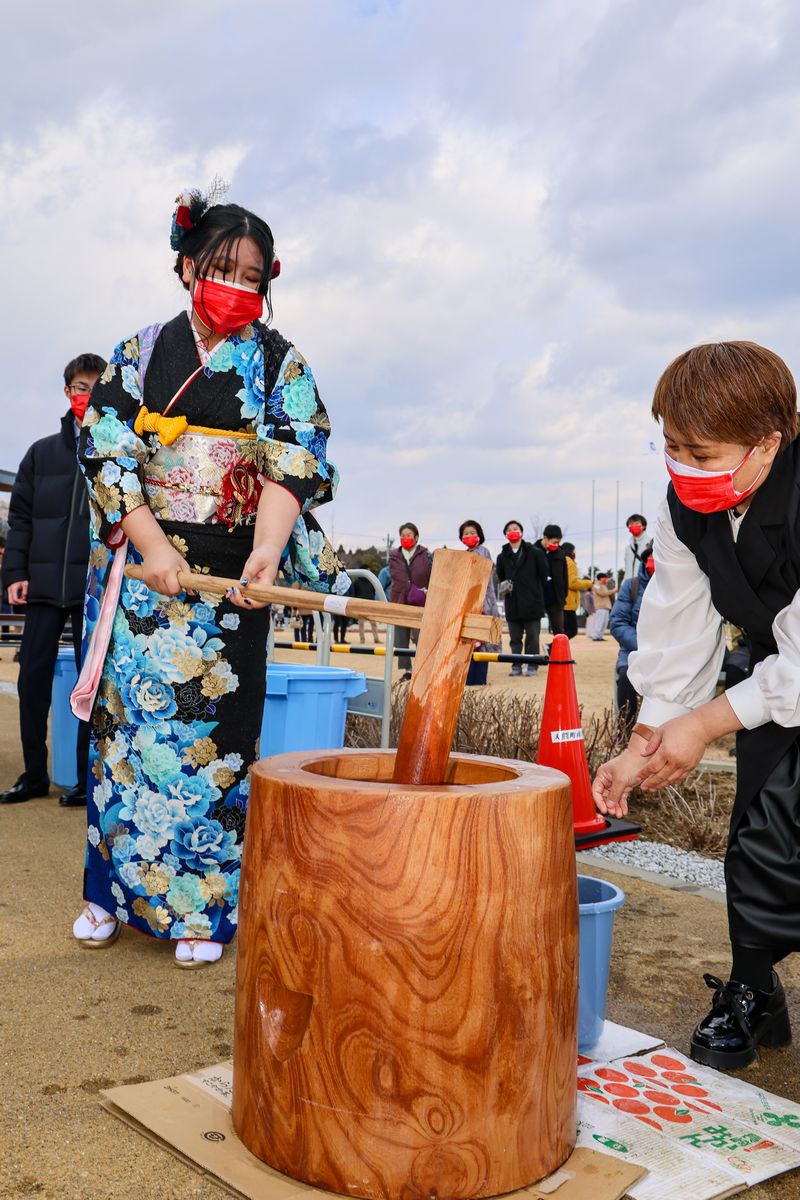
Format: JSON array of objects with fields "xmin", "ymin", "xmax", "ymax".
[{"xmin": 2, "ymin": 0, "xmax": 799, "ymax": 570}]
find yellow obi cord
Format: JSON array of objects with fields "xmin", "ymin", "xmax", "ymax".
[
  {"xmin": 134, "ymin": 406, "xmax": 189, "ymax": 446},
  {"xmin": 186, "ymin": 424, "xmax": 253, "ymax": 439}
]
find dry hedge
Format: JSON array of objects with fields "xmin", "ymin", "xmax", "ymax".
[{"xmin": 345, "ymin": 683, "xmax": 734, "ymax": 860}]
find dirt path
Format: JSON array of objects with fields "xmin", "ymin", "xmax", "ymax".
[{"xmin": 2, "ymin": 715, "xmax": 797, "ymax": 1198}]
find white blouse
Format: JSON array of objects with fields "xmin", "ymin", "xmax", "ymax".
[{"xmin": 628, "ymin": 498, "xmax": 800, "ymax": 732}]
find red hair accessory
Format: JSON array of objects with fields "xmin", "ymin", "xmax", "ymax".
[{"xmin": 174, "ymin": 202, "xmax": 194, "ymax": 232}]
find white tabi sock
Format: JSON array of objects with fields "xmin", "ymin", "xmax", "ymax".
[{"xmin": 73, "ymin": 901, "xmax": 118, "ymax": 941}]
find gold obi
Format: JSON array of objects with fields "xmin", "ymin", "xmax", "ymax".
[{"xmin": 143, "ymin": 428, "xmax": 262, "ymax": 530}]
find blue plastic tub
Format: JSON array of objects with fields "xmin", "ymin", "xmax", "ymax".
[
  {"xmin": 50, "ymin": 645, "xmax": 79, "ymax": 788},
  {"xmin": 578, "ymin": 875, "xmax": 625, "ymax": 1050},
  {"xmin": 260, "ymin": 664, "xmax": 367, "ymax": 757}
]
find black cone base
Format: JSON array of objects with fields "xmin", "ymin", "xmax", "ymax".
[{"xmin": 575, "ymin": 815, "xmax": 640, "ymax": 851}]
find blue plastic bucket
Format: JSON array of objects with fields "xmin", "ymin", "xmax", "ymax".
[
  {"xmin": 259, "ymin": 664, "xmax": 367, "ymax": 757},
  {"xmin": 578, "ymin": 875, "xmax": 625, "ymax": 1050},
  {"xmin": 50, "ymin": 646, "xmax": 79, "ymax": 788}
]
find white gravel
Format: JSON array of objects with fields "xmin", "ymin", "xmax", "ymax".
[{"xmin": 578, "ymin": 838, "xmax": 726, "ymax": 893}]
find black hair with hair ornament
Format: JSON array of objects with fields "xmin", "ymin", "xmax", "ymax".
[
  {"xmin": 172, "ymin": 186, "xmax": 282, "ymax": 321},
  {"xmin": 170, "ymin": 177, "xmax": 230, "ymax": 251}
]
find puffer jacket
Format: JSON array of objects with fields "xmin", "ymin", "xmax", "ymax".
[
  {"xmin": 609, "ymin": 557, "xmax": 652, "ymax": 670},
  {"xmin": 389, "ymin": 544, "xmax": 432, "ymax": 603},
  {"xmin": 3, "ymin": 413, "xmax": 90, "ymax": 607}
]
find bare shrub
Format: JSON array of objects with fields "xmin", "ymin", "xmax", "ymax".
[{"xmin": 629, "ymin": 772, "xmax": 734, "ymax": 860}]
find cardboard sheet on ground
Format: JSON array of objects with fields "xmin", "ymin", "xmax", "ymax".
[
  {"xmin": 101, "ymin": 1062, "xmax": 643, "ymax": 1200},
  {"xmin": 100, "ymin": 1023, "xmax": 800, "ymax": 1200}
]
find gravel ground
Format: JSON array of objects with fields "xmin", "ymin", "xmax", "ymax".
[{"xmin": 578, "ymin": 838, "xmax": 727, "ymax": 892}]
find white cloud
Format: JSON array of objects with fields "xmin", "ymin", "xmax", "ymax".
[{"xmin": 2, "ymin": 0, "xmax": 800, "ymax": 576}]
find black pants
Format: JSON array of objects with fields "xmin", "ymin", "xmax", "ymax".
[
  {"xmin": 394, "ymin": 625, "xmax": 419, "ymax": 672},
  {"xmin": 616, "ymin": 666, "xmax": 640, "ymax": 738},
  {"xmin": 17, "ymin": 603, "xmax": 89, "ymax": 788},
  {"xmin": 466, "ymin": 658, "xmax": 489, "ymax": 686},
  {"xmin": 332, "ymin": 615, "xmax": 349, "ymax": 643},
  {"xmin": 564, "ymin": 610, "xmax": 578, "ymax": 639},
  {"xmin": 726, "ymin": 742, "xmax": 800, "ymax": 955},
  {"xmin": 546, "ymin": 606, "xmax": 565, "ymax": 635},
  {"xmin": 507, "ymin": 618, "xmax": 540, "ymax": 661}
]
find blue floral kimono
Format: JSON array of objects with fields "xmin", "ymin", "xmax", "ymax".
[{"xmin": 78, "ymin": 313, "xmax": 348, "ymax": 943}]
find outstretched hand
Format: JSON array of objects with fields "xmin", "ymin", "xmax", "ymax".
[
  {"xmin": 593, "ymin": 712, "xmax": 712, "ymax": 816},
  {"xmin": 592, "ymin": 734, "xmax": 662, "ymax": 818}
]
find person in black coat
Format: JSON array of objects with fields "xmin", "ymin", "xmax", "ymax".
[
  {"xmin": 495, "ymin": 520, "xmax": 548, "ymax": 676},
  {"xmin": 540, "ymin": 523, "xmax": 570, "ymax": 635},
  {"xmin": 1, "ymin": 353, "xmax": 106, "ymax": 805}
]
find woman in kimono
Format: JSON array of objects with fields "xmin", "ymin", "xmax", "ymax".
[
  {"xmin": 72, "ymin": 191, "xmax": 349, "ymax": 967},
  {"xmin": 592, "ymin": 341, "xmax": 799, "ymax": 1069}
]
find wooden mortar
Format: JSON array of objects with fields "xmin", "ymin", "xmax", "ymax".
[{"xmin": 232, "ymin": 748, "xmax": 578, "ymax": 1200}]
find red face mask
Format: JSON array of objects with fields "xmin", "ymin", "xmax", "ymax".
[
  {"xmin": 645, "ymin": 556, "xmax": 655, "ymax": 575},
  {"xmin": 546, "ymin": 540, "xmax": 560, "ymax": 551},
  {"xmin": 665, "ymin": 447, "xmax": 765, "ymax": 514},
  {"xmin": 70, "ymin": 393, "xmax": 91, "ymax": 421},
  {"xmin": 400, "ymin": 536, "xmax": 416, "ymax": 551},
  {"xmin": 461, "ymin": 534, "xmax": 480, "ymax": 548},
  {"xmin": 506, "ymin": 529, "xmax": 522, "ymax": 543},
  {"xmin": 193, "ymin": 277, "xmax": 264, "ymax": 335},
  {"xmin": 628, "ymin": 523, "xmax": 643, "ymax": 537}
]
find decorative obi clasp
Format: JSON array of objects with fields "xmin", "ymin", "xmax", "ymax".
[{"xmin": 134, "ymin": 406, "xmax": 189, "ymax": 446}]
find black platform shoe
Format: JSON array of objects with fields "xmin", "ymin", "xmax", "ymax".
[{"xmin": 690, "ymin": 972, "xmax": 792, "ymax": 1071}]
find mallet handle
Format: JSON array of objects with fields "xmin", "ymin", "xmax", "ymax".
[{"xmin": 123, "ymin": 566, "xmax": 502, "ymax": 642}]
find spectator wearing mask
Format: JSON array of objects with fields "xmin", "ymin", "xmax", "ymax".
[
  {"xmin": 458, "ymin": 519, "xmax": 500, "ymax": 686},
  {"xmin": 589, "ymin": 572, "xmax": 617, "ymax": 640},
  {"xmin": 495, "ymin": 520, "xmax": 547, "ymax": 676},
  {"xmin": 540, "ymin": 524, "xmax": 569, "ymax": 635},
  {"xmin": 561, "ymin": 542, "xmax": 592, "ymax": 639},
  {"xmin": 609, "ymin": 543, "xmax": 654, "ymax": 736},
  {"xmin": 1, "ymin": 352, "xmax": 106, "ymax": 806},
  {"xmin": 623, "ymin": 513, "xmax": 648, "ymax": 580},
  {"xmin": 389, "ymin": 522, "xmax": 431, "ymax": 680}
]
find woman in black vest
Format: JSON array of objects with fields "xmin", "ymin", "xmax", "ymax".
[{"xmin": 593, "ymin": 341, "xmax": 799, "ymax": 1071}]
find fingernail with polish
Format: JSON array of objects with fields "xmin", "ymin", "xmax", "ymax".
[{"xmin": 240, "ymin": 577, "xmax": 249, "ymax": 586}]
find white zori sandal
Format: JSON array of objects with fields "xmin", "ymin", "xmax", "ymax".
[
  {"xmin": 175, "ymin": 939, "xmax": 224, "ymax": 970},
  {"xmin": 73, "ymin": 902, "xmax": 121, "ymax": 948}
]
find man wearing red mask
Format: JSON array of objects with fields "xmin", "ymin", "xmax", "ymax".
[
  {"xmin": 623, "ymin": 513, "xmax": 648, "ymax": 580},
  {"xmin": 1, "ymin": 353, "xmax": 106, "ymax": 806}
]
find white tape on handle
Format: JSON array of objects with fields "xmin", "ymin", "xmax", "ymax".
[{"xmin": 323, "ymin": 595, "xmax": 349, "ymax": 616}]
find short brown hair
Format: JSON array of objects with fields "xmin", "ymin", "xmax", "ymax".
[{"xmin": 652, "ymin": 342, "xmax": 798, "ymax": 449}]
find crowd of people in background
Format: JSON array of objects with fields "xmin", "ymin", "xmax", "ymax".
[{"xmin": 1, "ymin": 407, "xmax": 663, "ymax": 808}]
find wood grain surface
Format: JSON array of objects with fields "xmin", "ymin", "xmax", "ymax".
[
  {"xmin": 232, "ymin": 749, "xmax": 578, "ymax": 1200},
  {"xmin": 122, "ymin": 565, "xmax": 502, "ymax": 642},
  {"xmin": 393, "ymin": 550, "xmax": 491, "ymax": 786}
]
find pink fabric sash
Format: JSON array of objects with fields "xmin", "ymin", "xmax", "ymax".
[{"xmin": 70, "ymin": 541, "xmax": 128, "ymax": 721}]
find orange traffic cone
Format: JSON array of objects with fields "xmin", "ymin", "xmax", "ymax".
[{"xmin": 537, "ymin": 634, "xmax": 639, "ymax": 850}]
